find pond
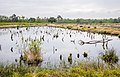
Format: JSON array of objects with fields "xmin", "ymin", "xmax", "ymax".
[{"xmin": 0, "ymin": 26, "xmax": 120, "ymax": 68}]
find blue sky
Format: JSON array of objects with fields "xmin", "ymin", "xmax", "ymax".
[{"xmin": 0, "ymin": 0, "xmax": 120, "ymax": 19}]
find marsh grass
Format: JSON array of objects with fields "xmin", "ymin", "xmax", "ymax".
[
  {"xmin": 101, "ymin": 49, "xmax": 119, "ymax": 69},
  {"xmin": 0, "ymin": 22, "xmax": 120, "ymax": 36},
  {"xmin": 22, "ymin": 39, "xmax": 42, "ymax": 65},
  {"xmin": 1, "ymin": 61, "xmax": 120, "ymax": 77},
  {"xmin": 0, "ymin": 53, "xmax": 120, "ymax": 77}
]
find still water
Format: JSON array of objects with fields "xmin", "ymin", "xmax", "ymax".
[{"xmin": 0, "ymin": 26, "xmax": 120, "ymax": 68}]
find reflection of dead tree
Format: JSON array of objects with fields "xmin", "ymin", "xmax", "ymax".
[
  {"xmin": 0, "ymin": 44, "xmax": 1, "ymax": 51},
  {"xmin": 11, "ymin": 34, "xmax": 13, "ymax": 41},
  {"xmin": 102, "ymin": 38, "xmax": 108, "ymax": 50},
  {"xmin": 87, "ymin": 32, "xmax": 95, "ymax": 40},
  {"xmin": 11, "ymin": 47, "xmax": 13, "ymax": 52},
  {"xmin": 62, "ymin": 37, "xmax": 64, "ymax": 42}
]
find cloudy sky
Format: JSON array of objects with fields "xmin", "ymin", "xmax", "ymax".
[{"xmin": 0, "ymin": 0, "xmax": 120, "ymax": 19}]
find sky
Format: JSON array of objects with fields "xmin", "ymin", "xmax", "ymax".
[{"xmin": 0, "ymin": 0, "xmax": 120, "ymax": 19}]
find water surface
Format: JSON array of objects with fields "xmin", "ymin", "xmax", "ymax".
[{"xmin": 0, "ymin": 26, "xmax": 120, "ymax": 68}]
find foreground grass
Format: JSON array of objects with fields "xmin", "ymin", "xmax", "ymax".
[{"xmin": 0, "ymin": 63, "xmax": 120, "ymax": 77}]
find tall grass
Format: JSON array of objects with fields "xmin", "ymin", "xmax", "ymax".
[
  {"xmin": 1, "ymin": 62, "xmax": 120, "ymax": 77},
  {"xmin": 22, "ymin": 39, "xmax": 42, "ymax": 65}
]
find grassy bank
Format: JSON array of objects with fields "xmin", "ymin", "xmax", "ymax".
[
  {"xmin": 0, "ymin": 22, "xmax": 120, "ymax": 37},
  {"xmin": 0, "ymin": 22, "xmax": 47, "ymax": 28},
  {"xmin": 0, "ymin": 63, "xmax": 120, "ymax": 77}
]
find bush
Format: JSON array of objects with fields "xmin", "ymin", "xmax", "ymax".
[
  {"xmin": 22, "ymin": 39, "xmax": 42, "ymax": 65},
  {"xmin": 48, "ymin": 17, "xmax": 57, "ymax": 23},
  {"xmin": 101, "ymin": 49, "xmax": 119, "ymax": 66}
]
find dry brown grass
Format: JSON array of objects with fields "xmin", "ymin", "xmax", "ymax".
[{"xmin": 0, "ymin": 23, "xmax": 120, "ymax": 36}]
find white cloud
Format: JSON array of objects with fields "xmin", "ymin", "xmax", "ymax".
[{"xmin": 0, "ymin": 0, "xmax": 120, "ymax": 18}]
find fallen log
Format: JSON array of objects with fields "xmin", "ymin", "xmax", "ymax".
[{"xmin": 78, "ymin": 39, "xmax": 112, "ymax": 45}]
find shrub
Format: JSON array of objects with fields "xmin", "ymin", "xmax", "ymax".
[
  {"xmin": 101, "ymin": 49, "xmax": 119, "ymax": 66},
  {"xmin": 22, "ymin": 39, "xmax": 42, "ymax": 65}
]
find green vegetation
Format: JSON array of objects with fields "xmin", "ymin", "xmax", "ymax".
[
  {"xmin": 1, "ymin": 62, "xmax": 120, "ymax": 77},
  {"xmin": 0, "ymin": 14, "xmax": 120, "ymax": 36},
  {"xmin": 101, "ymin": 49, "xmax": 119, "ymax": 68},
  {"xmin": 48, "ymin": 17, "xmax": 57, "ymax": 23},
  {"xmin": 0, "ymin": 22, "xmax": 47, "ymax": 28},
  {"xmin": 22, "ymin": 39, "xmax": 42, "ymax": 65},
  {"xmin": 0, "ymin": 14, "xmax": 120, "ymax": 24}
]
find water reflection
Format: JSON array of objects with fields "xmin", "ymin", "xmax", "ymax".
[
  {"xmin": 60, "ymin": 55, "xmax": 62, "ymax": 60},
  {"xmin": 0, "ymin": 44, "xmax": 1, "ymax": 51},
  {"xmin": 10, "ymin": 47, "xmax": 13, "ymax": 52},
  {"xmin": 11, "ymin": 34, "xmax": 13, "ymax": 41},
  {"xmin": 77, "ymin": 53, "xmax": 80, "ymax": 58}
]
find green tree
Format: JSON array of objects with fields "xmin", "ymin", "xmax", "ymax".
[
  {"xmin": 28, "ymin": 18, "xmax": 36, "ymax": 22},
  {"xmin": 113, "ymin": 19, "xmax": 118, "ymax": 23},
  {"xmin": 118, "ymin": 17, "xmax": 120, "ymax": 23},
  {"xmin": 48, "ymin": 17, "xmax": 57, "ymax": 23},
  {"xmin": 76, "ymin": 19, "xmax": 80, "ymax": 23}
]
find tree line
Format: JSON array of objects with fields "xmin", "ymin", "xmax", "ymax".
[{"xmin": 0, "ymin": 14, "xmax": 120, "ymax": 24}]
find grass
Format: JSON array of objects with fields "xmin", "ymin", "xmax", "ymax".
[
  {"xmin": 101, "ymin": 49, "xmax": 119, "ymax": 65},
  {"xmin": 0, "ymin": 22, "xmax": 47, "ymax": 25},
  {"xmin": 1, "ymin": 62, "xmax": 120, "ymax": 77},
  {"xmin": 0, "ymin": 22, "xmax": 47, "ymax": 28},
  {"xmin": 0, "ymin": 22, "xmax": 120, "ymax": 36},
  {"xmin": 22, "ymin": 39, "xmax": 42, "ymax": 65}
]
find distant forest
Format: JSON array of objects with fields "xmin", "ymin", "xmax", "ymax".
[{"xmin": 0, "ymin": 14, "xmax": 120, "ymax": 24}]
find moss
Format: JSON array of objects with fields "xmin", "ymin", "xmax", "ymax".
[
  {"xmin": 12, "ymin": 72, "xmax": 20, "ymax": 77},
  {"xmin": 24, "ymin": 73, "xmax": 33, "ymax": 77}
]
